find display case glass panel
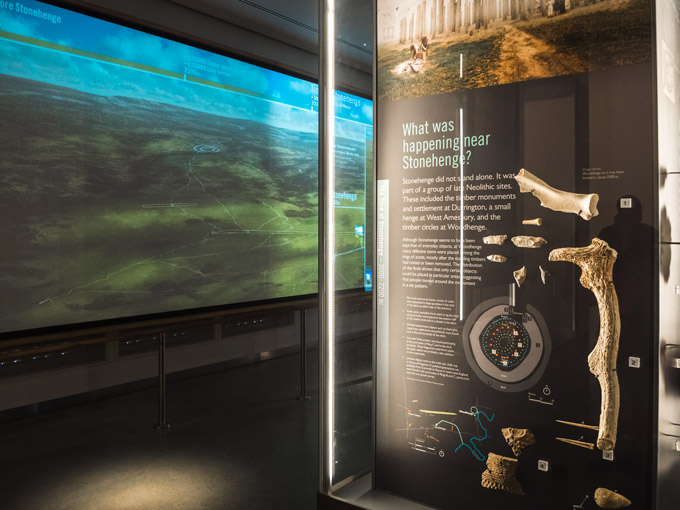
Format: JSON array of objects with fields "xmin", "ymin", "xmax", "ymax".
[
  {"xmin": 373, "ymin": 2, "xmax": 655, "ymax": 508},
  {"xmin": 318, "ymin": 0, "xmax": 375, "ymax": 496},
  {"xmin": 319, "ymin": 1, "xmax": 680, "ymax": 509},
  {"xmin": 656, "ymin": 0, "xmax": 680, "ymax": 508}
]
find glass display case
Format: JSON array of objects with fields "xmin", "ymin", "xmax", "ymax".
[
  {"xmin": 317, "ymin": 0, "xmax": 375, "ymax": 503},
  {"xmin": 320, "ymin": 1, "xmax": 680, "ymax": 509}
]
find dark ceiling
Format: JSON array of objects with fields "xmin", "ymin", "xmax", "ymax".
[{"xmin": 169, "ymin": 0, "xmax": 374, "ymax": 71}]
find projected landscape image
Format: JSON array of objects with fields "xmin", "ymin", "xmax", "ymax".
[
  {"xmin": 0, "ymin": 0, "xmax": 371, "ymax": 334},
  {"xmin": 0, "ymin": 74, "xmax": 366, "ymax": 332}
]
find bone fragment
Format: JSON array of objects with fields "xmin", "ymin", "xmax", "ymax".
[
  {"xmin": 515, "ymin": 168, "xmax": 599, "ymax": 220},
  {"xmin": 501, "ymin": 428, "xmax": 535, "ymax": 457},
  {"xmin": 483, "ymin": 234, "xmax": 507, "ymax": 245},
  {"xmin": 555, "ymin": 419, "xmax": 599, "ymax": 431},
  {"xmin": 593, "ymin": 488, "xmax": 631, "ymax": 509},
  {"xmin": 539, "ymin": 265, "xmax": 550, "ymax": 284},
  {"xmin": 481, "ymin": 453, "xmax": 524, "ymax": 495},
  {"xmin": 522, "ymin": 217, "xmax": 543, "ymax": 226},
  {"xmin": 513, "ymin": 266, "xmax": 526, "ymax": 287},
  {"xmin": 487, "ymin": 254, "xmax": 507, "ymax": 263},
  {"xmin": 511, "ymin": 236, "xmax": 547, "ymax": 248},
  {"xmin": 556, "ymin": 437, "xmax": 595, "ymax": 450},
  {"xmin": 549, "ymin": 238, "xmax": 620, "ymax": 451}
]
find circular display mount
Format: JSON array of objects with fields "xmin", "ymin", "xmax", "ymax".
[{"xmin": 463, "ymin": 297, "xmax": 551, "ymax": 392}]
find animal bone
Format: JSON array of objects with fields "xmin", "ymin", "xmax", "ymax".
[
  {"xmin": 501, "ymin": 428, "xmax": 535, "ymax": 457},
  {"xmin": 481, "ymin": 453, "xmax": 524, "ymax": 495},
  {"xmin": 522, "ymin": 217, "xmax": 543, "ymax": 226},
  {"xmin": 549, "ymin": 238, "xmax": 620, "ymax": 451},
  {"xmin": 511, "ymin": 236, "xmax": 547, "ymax": 248},
  {"xmin": 556, "ymin": 437, "xmax": 595, "ymax": 450},
  {"xmin": 513, "ymin": 266, "xmax": 526, "ymax": 287},
  {"xmin": 556, "ymin": 419, "xmax": 599, "ymax": 431},
  {"xmin": 487, "ymin": 254, "xmax": 507, "ymax": 263},
  {"xmin": 483, "ymin": 235, "xmax": 507, "ymax": 245},
  {"xmin": 539, "ymin": 265, "xmax": 550, "ymax": 284},
  {"xmin": 593, "ymin": 488, "xmax": 631, "ymax": 509},
  {"xmin": 515, "ymin": 168, "xmax": 599, "ymax": 220}
]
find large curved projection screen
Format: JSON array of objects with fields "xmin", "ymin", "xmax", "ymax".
[{"xmin": 0, "ymin": 0, "xmax": 372, "ymax": 335}]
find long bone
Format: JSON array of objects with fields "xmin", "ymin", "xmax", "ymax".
[
  {"xmin": 548, "ymin": 238, "xmax": 620, "ymax": 451},
  {"xmin": 515, "ymin": 169, "xmax": 599, "ymax": 220}
]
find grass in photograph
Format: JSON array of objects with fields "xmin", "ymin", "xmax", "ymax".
[{"xmin": 377, "ymin": 0, "xmax": 652, "ymax": 102}]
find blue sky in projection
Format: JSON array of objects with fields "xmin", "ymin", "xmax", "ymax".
[{"xmin": 0, "ymin": 0, "xmax": 372, "ymax": 136}]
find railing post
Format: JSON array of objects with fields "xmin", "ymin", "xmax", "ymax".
[
  {"xmin": 154, "ymin": 331, "xmax": 170, "ymax": 429},
  {"xmin": 298, "ymin": 308, "xmax": 310, "ymax": 400}
]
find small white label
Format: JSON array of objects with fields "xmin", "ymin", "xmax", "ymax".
[
  {"xmin": 676, "ymin": 285, "xmax": 680, "ymax": 295},
  {"xmin": 538, "ymin": 460, "xmax": 549, "ymax": 471},
  {"xmin": 675, "ymin": 440, "xmax": 680, "ymax": 452},
  {"xmin": 603, "ymin": 450, "xmax": 614, "ymax": 461},
  {"xmin": 620, "ymin": 198, "xmax": 632, "ymax": 208},
  {"xmin": 629, "ymin": 356, "xmax": 641, "ymax": 368}
]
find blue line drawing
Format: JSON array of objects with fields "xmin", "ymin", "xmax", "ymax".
[{"xmin": 434, "ymin": 406, "xmax": 495, "ymax": 462}]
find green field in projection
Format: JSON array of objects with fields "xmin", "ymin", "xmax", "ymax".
[{"xmin": 0, "ymin": 74, "xmax": 366, "ymax": 333}]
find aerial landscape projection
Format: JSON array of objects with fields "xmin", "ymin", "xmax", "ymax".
[{"xmin": 0, "ymin": 0, "xmax": 372, "ymax": 334}]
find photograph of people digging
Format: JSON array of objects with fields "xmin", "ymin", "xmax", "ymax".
[{"xmin": 377, "ymin": 0, "xmax": 652, "ymax": 102}]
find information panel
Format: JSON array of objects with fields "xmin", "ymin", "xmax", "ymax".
[{"xmin": 376, "ymin": 1, "xmax": 655, "ymax": 508}]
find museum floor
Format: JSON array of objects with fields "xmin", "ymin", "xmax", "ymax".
[{"xmin": 0, "ymin": 338, "xmax": 371, "ymax": 510}]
